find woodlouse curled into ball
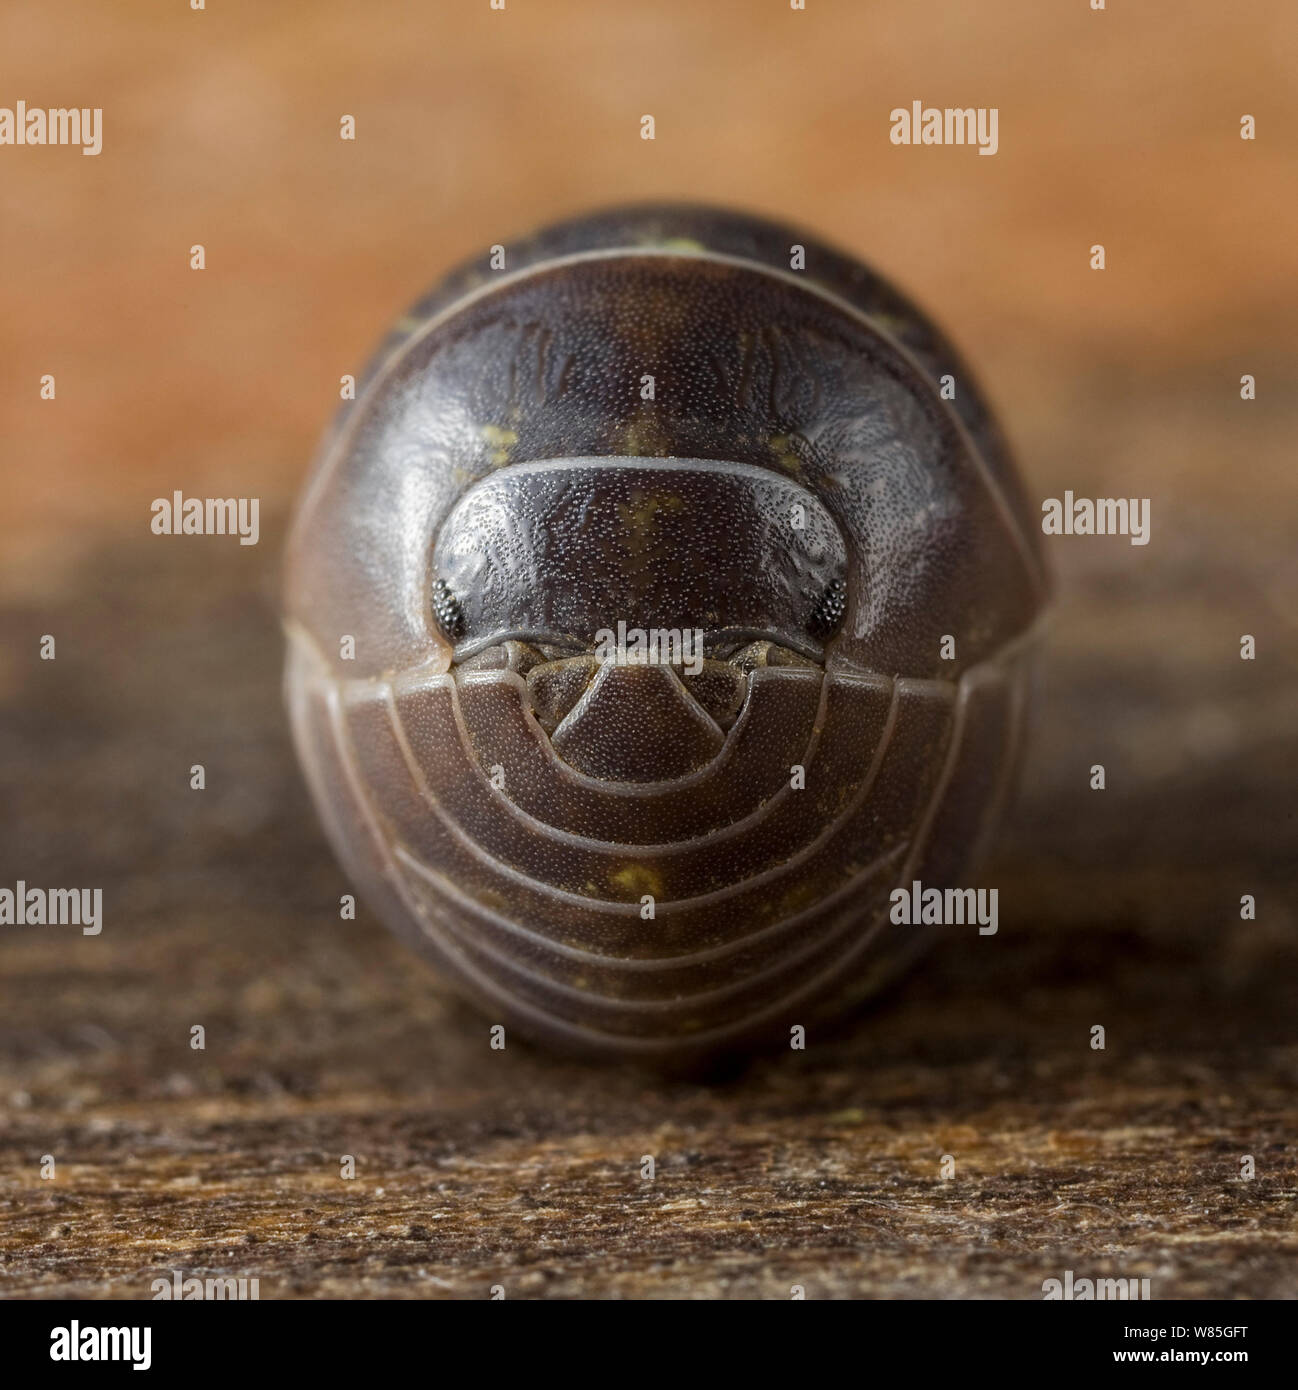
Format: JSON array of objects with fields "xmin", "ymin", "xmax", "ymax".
[{"xmin": 283, "ymin": 205, "xmax": 1049, "ymax": 1065}]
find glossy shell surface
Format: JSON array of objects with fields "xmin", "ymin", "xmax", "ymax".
[{"xmin": 284, "ymin": 205, "xmax": 1048, "ymax": 1063}]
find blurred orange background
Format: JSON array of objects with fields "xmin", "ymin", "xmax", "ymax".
[
  {"xmin": 1, "ymin": 0, "xmax": 1294, "ymax": 586},
  {"xmin": 2, "ymin": 0, "xmax": 1296, "ymax": 1302}
]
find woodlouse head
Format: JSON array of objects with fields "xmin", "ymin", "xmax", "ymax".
[{"xmin": 428, "ymin": 456, "xmax": 847, "ymax": 782}]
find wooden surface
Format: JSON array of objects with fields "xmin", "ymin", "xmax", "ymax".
[
  {"xmin": 2, "ymin": 413, "xmax": 1295, "ymax": 1299},
  {"xmin": 2, "ymin": 0, "xmax": 1296, "ymax": 1299}
]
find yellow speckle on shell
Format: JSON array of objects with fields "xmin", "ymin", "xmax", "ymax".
[
  {"xmin": 620, "ymin": 411, "xmax": 672, "ymax": 457},
  {"xmin": 769, "ymin": 433, "xmax": 806, "ymax": 479},
  {"xmin": 480, "ymin": 424, "xmax": 518, "ymax": 466},
  {"xmin": 868, "ymin": 312, "xmax": 910, "ymax": 340},
  {"xmin": 609, "ymin": 863, "xmax": 663, "ymax": 901}
]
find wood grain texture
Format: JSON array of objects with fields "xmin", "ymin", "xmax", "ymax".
[
  {"xmin": 1, "ymin": 0, "xmax": 1296, "ymax": 1299},
  {"xmin": 1, "ymin": 478, "xmax": 1295, "ymax": 1298}
]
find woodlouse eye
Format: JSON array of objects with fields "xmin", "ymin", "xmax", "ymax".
[
  {"xmin": 808, "ymin": 577, "xmax": 848, "ymax": 639},
  {"xmin": 431, "ymin": 576, "xmax": 466, "ymax": 641}
]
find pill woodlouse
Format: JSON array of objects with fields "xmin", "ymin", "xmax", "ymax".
[{"xmin": 284, "ymin": 204, "xmax": 1049, "ymax": 1065}]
